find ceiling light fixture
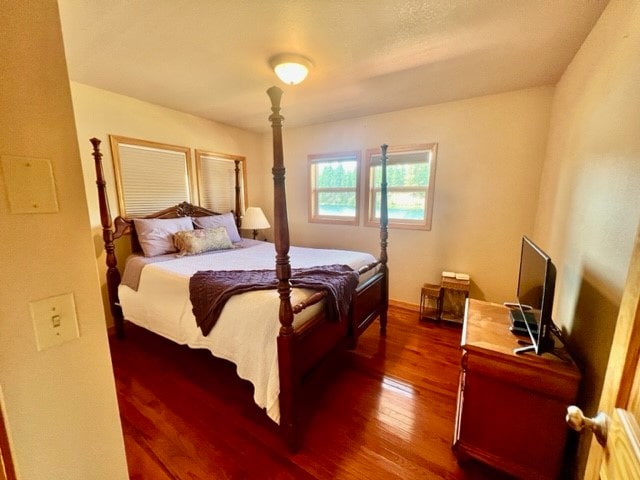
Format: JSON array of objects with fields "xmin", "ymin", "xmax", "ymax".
[{"xmin": 269, "ymin": 53, "xmax": 313, "ymax": 85}]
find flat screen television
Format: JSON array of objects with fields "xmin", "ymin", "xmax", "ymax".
[{"xmin": 510, "ymin": 236, "xmax": 557, "ymax": 355}]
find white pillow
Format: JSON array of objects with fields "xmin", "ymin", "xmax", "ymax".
[{"xmin": 133, "ymin": 217, "xmax": 193, "ymax": 257}]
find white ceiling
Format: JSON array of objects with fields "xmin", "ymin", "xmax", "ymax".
[{"xmin": 58, "ymin": 0, "xmax": 608, "ymax": 133}]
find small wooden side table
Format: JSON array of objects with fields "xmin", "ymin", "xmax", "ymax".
[
  {"xmin": 419, "ymin": 283, "xmax": 442, "ymax": 322},
  {"xmin": 440, "ymin": 276, "xmax": 470, "ymax": 324}
]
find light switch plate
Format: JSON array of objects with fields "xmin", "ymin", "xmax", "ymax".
[
  {"xmin": 1, "ymin": 155, "xmax": 59, "ymax": 214},
  {"xmin": 29, "ymin": 293, "xmax": 80, "ymax": 351}
]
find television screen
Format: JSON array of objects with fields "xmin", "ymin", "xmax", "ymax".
[{"xmin": 513, "ymin": 236, "xmax": 556, "ymax": 355}]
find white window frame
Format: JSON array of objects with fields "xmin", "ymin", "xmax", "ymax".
[
  {"xmin": 365, "ymin": 143, "xmax": 438, "ymax": 230},
  {"xmin": 308, "ymin": 151, "xmax": 361, "ymax": 226}
]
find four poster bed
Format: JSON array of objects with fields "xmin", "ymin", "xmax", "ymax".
[{"xmin": 91, "ymin": 86, "xmax": 389, "ymax": 451}]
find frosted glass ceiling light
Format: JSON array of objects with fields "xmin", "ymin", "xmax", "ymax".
[{"xmin": 270, "ymin": 54, "xmax": 313, "ymax": 85}]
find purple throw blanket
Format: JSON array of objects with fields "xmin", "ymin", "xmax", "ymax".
[{"xmin": 189, "ymin": 264, "xmax": 359, "ymax": 336}]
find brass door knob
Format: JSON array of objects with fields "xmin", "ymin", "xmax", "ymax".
[{"xmin": 566, "ymin": 405, "xmax": 610, "ymax": 446}]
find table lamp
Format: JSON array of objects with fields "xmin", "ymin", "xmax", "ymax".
[{"xmin": 241, "ymin": 207, "xmax": 271, "ymax": 240}]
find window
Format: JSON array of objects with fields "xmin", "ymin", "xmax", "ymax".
[
  {"xmin": 109, "ymin": 135, "xmax": 192, "ymax": 217},
  {"xmin": 308, "ymin": 151, "xmax": 361, "ymax": 225},
  {"xmin": 365, "ymin": 143, "xmax": 438, "ymax": 230},
  {"xmin": 195, "ymin": 150, "xmax": 246, "ymax": 214}
]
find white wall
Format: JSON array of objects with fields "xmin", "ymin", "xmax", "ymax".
[
  {"xmin": 69, "ymin": 83, "xmax": 265, "ymax": 325},
  {"xmin": 0, "ymin": 1, "xmax": 128, "ymax": 478},
  {"xmin": 534, "ymin": 0, "xmax": 640, "ymax": 476},
  {"xmin": 259, "ymin": 87, "xmax": 554, "ymax": 306}
]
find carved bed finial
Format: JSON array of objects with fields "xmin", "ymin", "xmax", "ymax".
[{"xmin": 267, "ymin": 86, "xmax": 284, "ymax": 122}]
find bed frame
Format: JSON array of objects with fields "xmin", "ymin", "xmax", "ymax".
[{"xmin": 90, "ymin": 86, "xmax": 389, "ymax": 451}]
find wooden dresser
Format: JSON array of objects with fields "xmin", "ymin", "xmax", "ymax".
[{"xmin": 453, "ymin": 299, "xmax": 580, "ymax": 479}]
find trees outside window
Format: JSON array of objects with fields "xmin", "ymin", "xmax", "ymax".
[
  {"xmin": 365, "ymin": 144, "xmax": 438, "ymax": 230},
  {"xmin": 308, "ymin": 151, "xmax": 360, "ymax": 225}
]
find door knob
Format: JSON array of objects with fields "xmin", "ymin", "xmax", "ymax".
[{"xmin": 566, "ymin": 405, "xmax": 610, "ymax": 446}]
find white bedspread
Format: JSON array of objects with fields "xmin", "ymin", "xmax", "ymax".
[{"xmin": 118, "ymin": 240, "xmax": 377, "ymax": 423}]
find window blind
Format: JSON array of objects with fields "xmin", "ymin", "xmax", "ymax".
[
  {"xmin": 197, "ymin": 154, "xmax": 244, "ymax": 213},
  {"xmin": 114, "ymin": 142, "xmax": 191, "ymax": 217}
]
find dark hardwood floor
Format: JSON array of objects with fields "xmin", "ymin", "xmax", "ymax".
[{"xmin": 110, "ymin": 305, "xmax": 512, "ymax": 479}]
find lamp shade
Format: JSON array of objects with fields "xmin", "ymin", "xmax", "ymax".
[
  {"xmin": 269, "ymin": 53, "xmax": 313, "ymax": 85},
  {"xmin": 241, "ymin": 207, "xmax": 270, "ymax": 230}
]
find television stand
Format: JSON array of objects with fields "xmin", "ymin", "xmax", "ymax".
[{"xmin": 453, "ymin": 299, "xmax": 580, "ymax": 479}]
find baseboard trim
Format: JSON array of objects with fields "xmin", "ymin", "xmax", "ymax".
[{"xmin": 389, "ymin": 299, "xmax": 419, "ymax": 312}]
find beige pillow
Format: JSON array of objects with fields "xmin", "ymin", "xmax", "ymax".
[{"xmin": 173, "ymin": 226, "xmax": 233, "ymax": 256}]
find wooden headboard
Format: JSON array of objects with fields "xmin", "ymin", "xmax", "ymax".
[{"xmin": 118, "ymin": 202, "xmax": 236, "ymax": 254}]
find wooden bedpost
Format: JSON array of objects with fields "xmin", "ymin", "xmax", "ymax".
[
  {"xmin": 379, "ymin": 144, "xmax": 389, "ymax": 336},
  {"xmin": 267, "ymin": 87, "xmax": 294, "ymax": 334},
  {"xmin": 267, "ymin": 86, "xmax": 298, "ymax": 451},
  {"xmin": 90, "ymin": 138, "xmax": 125, "ymax": 339},
  {"xmin": 233, "ymin": 159, "xmax": 242, "ymax": 227}
]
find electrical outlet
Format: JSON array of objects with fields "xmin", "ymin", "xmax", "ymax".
[{"xmin": 29, "ymin": 293, "xmax": 80, "ymax": 351}]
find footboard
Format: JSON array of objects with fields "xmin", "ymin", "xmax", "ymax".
[{"xmin": 351, "ymin": 271, "xmax": 388, "ymax": 343}]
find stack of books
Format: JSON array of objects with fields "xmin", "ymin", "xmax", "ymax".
[{"xmin": 442, "ymin": 271, "xmax": 470, "ymax": 281}]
